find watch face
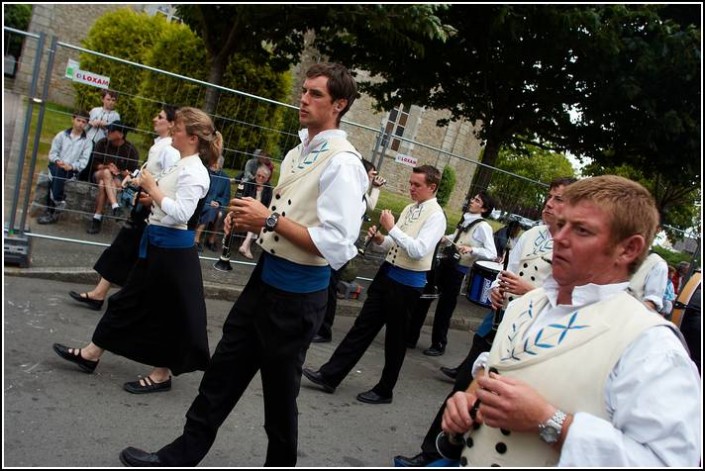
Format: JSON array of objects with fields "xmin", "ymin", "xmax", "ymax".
[{"xmin": 540, "ymin": 425, "xmax": 559, "ymax": 444}]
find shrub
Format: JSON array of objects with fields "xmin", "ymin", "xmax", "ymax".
[{"xmin": 437, "ymin": 165, "xmax": 456, "ymax": 207}]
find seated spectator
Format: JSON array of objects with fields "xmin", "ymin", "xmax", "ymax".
[
  {"xmin": 240, "ymin": 149, "xmax": 274, "ymax": 183},
  {"xmin": 238, "ymin": 164, "xmax": 273, "ymax": 259},
  {"xmin": 37, "ymin": 109, "xmax": 93, "ymax": 225},
  {"xmin": 195, "ymin": 155, "xmax": 231, "ymax": 252},
  {"xmin": 85, "ymin": 121, "xmax": 140, "ymax": 234}
]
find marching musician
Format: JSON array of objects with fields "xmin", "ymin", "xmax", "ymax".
[
  {"xmin": 119, "ymin": 63, "xmax": 369, "ymax": 467},
  {"xmin": 394, "ymin": 176, "xmax": 576, "ymax": 467},
  {"xmin": 303, "ymin": 164, "xmax": 446, "ymax": 405}
]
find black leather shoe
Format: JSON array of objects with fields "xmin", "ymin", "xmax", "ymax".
[
  {"xmin": 356, "ymin": 389, "xmax": 392, "ymax": 404},
  {"xmin": 124, "ymin": 376, "xmax": 172, "ymax": 394},
  {"xmin": 69, "ymin": 290, "xmax": 104, "ymax": 311},
  {"xmin": 119, "ymin": 447, "xmax": 165, "ymax": 467},
  {"xmin": 393, "ymin": 452, "xmax": 442, "ymax": 467},
  {"xmin": 423, "ymin": 345, "xmax": 446, "ymax": 356},
  {"xmin": 440, "ymin": 366, "xmax": 458, "ymax": 380},
  {"xmin": 52, "ymin": 343, "xmax": 99, "ymax": 373},
  {"xmin": 302, "ymin": 368, "xmax": 336, "ymax": 393},
  {"xmin": 87, "ymin": 218, "xmax": 102, "ymax": 234},
  {"xmin": 311, "ymin": 334, "xmax": 331, "ymax": 343}
]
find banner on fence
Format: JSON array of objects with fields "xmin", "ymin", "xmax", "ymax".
[{"xmin": 395, "ymin": 154, "xmax": 418, "ymax": 167}]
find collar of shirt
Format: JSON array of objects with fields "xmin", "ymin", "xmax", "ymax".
[
  {"xmin": 542, "ymin": 276, "xmax": 630, "ymax": 309},
  {"xmin": 415, "ymin": 197, "xmax": 438, "ymax": 209},
  {"xmin": 462, "ymin": 212, "xmax": 482, "ymax": 226},
  {"xmin": 298, "ymin": 128, "xmax": 348, "ymax": 156}
]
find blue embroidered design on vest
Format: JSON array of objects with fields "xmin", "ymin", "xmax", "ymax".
[
  {"xmin": 501, "ymin": 303, "xmax": 590, "ymax": 361},
  {"xmin": 297, "ymin": 140, "xmax": 329, "ymax": 169},
  {"xmin": 530, "ymin": 227, "xmax": 553, "ymax": 256}
]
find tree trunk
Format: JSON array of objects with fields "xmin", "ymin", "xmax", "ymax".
[
  {"xmin": 467, "ymin": 137, "xmax": 500, "ymax": 203},
  {"xmin": 203, "ymin": 55, "xmax": 228, "ymax": 115}
]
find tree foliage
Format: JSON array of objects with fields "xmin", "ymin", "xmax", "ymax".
[
  {"xmin": 3, "ymin": 4, "xmax": 33, "ymax": 57},
  {"xmin": 323, "ymin": 4, "xmax": 700, "ymax": 229},
  {"xmin": 490, "ymin": 144, "xmax": 575, "ymax": 219},
  {"xmin": 74, "ymin": 8, "xmax": 292, "ymax": 165},
  {"xmin": 174, "ymin": 4, "xmax": 452, "ymax": 114}
]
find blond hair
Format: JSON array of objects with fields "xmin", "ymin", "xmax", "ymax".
[
  {"xmin": 175, "ymin": 107, "xmax": 223, "ymax": 167},
  {"xmin": 562, "ymin": 175, "xmax": 659, "ymax": 273}
]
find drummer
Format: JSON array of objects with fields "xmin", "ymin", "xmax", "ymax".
[{"xmin": 421, "ymin": 191, "xmax": 497, "ymax": 357}]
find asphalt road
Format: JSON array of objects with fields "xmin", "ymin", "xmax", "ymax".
[{"xmin": 4, "ymin": 276, "xmax": 478, "ymax": 467}]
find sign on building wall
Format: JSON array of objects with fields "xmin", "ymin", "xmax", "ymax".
[
  {"xmin": 395, "ymin": 154, "xmax": 418, "ymax": 167},
  {"xmin": 65, "ymin": 59, "xmax": 110, "ymax": 89}
]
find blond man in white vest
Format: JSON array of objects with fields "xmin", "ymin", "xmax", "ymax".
[
  {"xmin": 304, "ymin": 164, "xmax": 447, "ymax": 405},
  {"xmin": 119, "ymin": 63, "xmax": 368, "ymax": 468},
  {"xmin": 442, "ymin": 175, "xmax": 700, "ymax": 467}
]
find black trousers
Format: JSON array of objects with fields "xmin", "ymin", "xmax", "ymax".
[
  {"xmin": 320, "ymin": 266, "xmax": 422, "ymax": 397},
  {"xmin": 420, "ymin": 332, "xmax": 494, "ymax": 456},
  {"xmin": 46, "ymin": 162, "xmax": 76, "ymax": 209},
  {"xmin": 156, "ymin": 260, "xmax": 327, "ymax": 467},
  {"xmin": 317, "ymin": 267, "xmax": 342, "ymax": 339},
  {"xmin": 430, "ymin": 263, "xmax": 466, "ymax": 348}
]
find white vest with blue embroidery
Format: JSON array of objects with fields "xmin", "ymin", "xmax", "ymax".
[
  {"xmin": 258, "ymin": 136, "xmax": 361, "ymax": 266},
  {"xmin": 384, "ymin": 199, "xmax": 444, "ymax": 271},
  {"xmin": 505, "ymin": 225, "xmax": 554, "ymax": 306},
  {"xmin": 460, "ymin": 288, "xmax": 672, "ymax": 467},
  {"xmin": 627, "ymin": 252, "xmax": 665, "ymax": 303}
]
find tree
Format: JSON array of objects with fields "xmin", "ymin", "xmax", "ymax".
[
  {"xmin": 175, "ymin": 4, "xmax": 452, "ymax": 114},
  {"xmin": 489, "ymin": 144, "xmax": 575, "ymax": 219},
  {"xmin": 325, "ymin": 5, "xmax": 699, "ymax": 215},
  {"xmin": 582, "ymin": 162, "xmax": 700, "ymax": 241},
  {"xmin": 3, "ymin": 4, "xmax": 32, "ymax": 58}
]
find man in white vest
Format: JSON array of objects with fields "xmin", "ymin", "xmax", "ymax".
[
  {"xmin": 395, "ymin": 176, "xmax": 575, "ymax": 467},
  {"xmin": 442, "ymin": 175, "xmax": 701, "ymax": 467},
  {"xmin": 119, "ymin": 63, "xmax": 369, "ymax": 467},
  {"xmin": 303, "ymin": 165, "xmax": 447, "ymax": 404}
]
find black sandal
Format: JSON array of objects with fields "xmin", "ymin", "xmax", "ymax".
[{"xmin": 123, "ymin": 375, "xmax": 172, "ymax": 394}]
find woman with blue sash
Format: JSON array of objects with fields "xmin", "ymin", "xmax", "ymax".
[{"xmin": 53, "ymin": 107, "xmax": 222, "ymax": 394}]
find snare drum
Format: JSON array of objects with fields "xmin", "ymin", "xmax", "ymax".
[{"xmin": 467, "ymin": 261, "xmax": 502, "ymax": 307}]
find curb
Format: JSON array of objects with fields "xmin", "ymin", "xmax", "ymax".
[{"xmin": 4, "ymin": 266, "xmax": 483, "ymax": 333}]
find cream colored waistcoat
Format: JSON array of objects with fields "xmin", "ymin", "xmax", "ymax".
[
  {"xmin": 448, "ymin": 219, "xmax": 493, "ymax": 268},
  {"xmin": 627, "ymin": 252, "xmax": 665, "ymax": 302},
  {"xmin": 504, "ymin": 225, "xmax": 554, "ymax": 307},
  {"xmin": 258, "ymin": 136, "xmax": 361, "ymax": 266},
  {"xmin": 460, "ymin": 289, "xmax": 672, "ymax": 467},
  {"xmin": 148, "ymin": 156, "xmax": 205, "ymax": 230},
  {"xmin": 384, "ymin": 199, "xmax": 444, "ymax": 271}
]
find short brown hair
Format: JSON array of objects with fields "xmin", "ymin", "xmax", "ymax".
[
  {"xmin": 413, "ymin": 164, "xmax": 441, "ymax": 192},
  {"xmin": 306, "ymin": 63, "xmax": 358, "ymax": 124}
]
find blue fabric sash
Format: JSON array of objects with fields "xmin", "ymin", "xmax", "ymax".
[{"xmin": 139, "ymin": 225, "xmax": 195, "ymax": 259}]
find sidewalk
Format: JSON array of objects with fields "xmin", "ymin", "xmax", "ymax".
[{"xmin": 5, "ymin": 212, "xmax": 490, "ymax": 336}]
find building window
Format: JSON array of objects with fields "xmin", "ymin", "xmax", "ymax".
[{"xmin": 382, "ymin": 104, "xmax": 410, "ymax": 152}]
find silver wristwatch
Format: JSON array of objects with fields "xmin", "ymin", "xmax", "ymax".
[{"xmin": 538, "ymin": 409, "xmax": 567, "ymax": 444}]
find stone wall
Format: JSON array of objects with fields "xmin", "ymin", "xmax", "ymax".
[{"xmin": 14, "ymin": 4, "xmax": 141, "ymax": 107}]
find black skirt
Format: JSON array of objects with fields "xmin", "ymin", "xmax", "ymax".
[
  {"xmin": 92, "ymin": 243, "xmax": 210, "ymax": 376},
  {"xmin": 94, "ymin": 205, "xmax": 150, "ymax": 286}
]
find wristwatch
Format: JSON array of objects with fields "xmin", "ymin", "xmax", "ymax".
[
  {"xmin": 264, "ymin": 212, "xmax": 280, "ymax": 231},
  {"xmin": 538, "ymin": 409, "xmax": 567, "ymax": 444}
]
